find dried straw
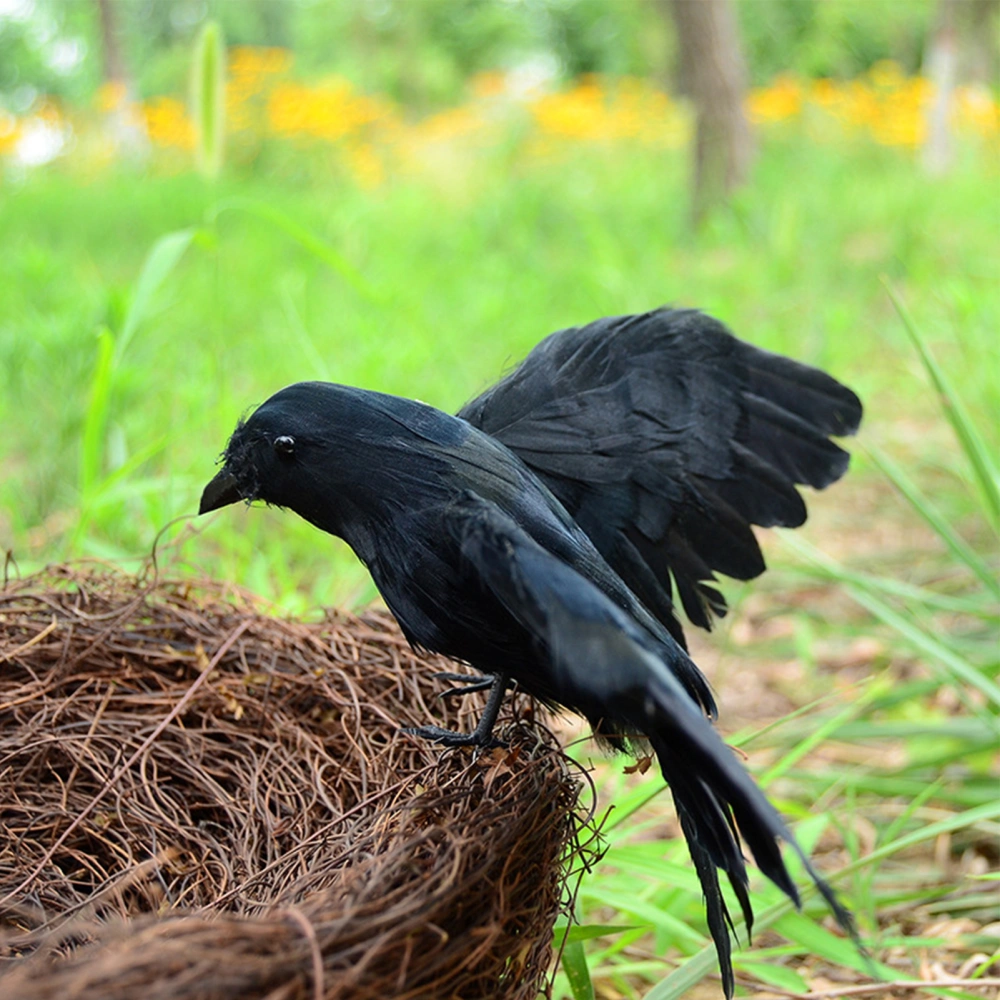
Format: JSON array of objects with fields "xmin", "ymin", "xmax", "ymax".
[{"xmin": 0, "ymin": 567, "xmax": 587, "ymax": 999}]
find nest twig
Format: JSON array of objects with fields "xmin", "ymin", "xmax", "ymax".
[{"xmin": 0, "ymin": 566, "xmax": 587, "ymax": 999}]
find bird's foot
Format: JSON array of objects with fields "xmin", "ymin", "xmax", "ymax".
[
  {"xmin": 432, "ymin": 671, "xmax": 482, "ymax": 684},
  {"xmin": 402, "ymin": 724, "xmax": 507, "ymax": 750},
  {"xmin": 432, "ymin": 671, "xmax": 500, "ymax": 700}
]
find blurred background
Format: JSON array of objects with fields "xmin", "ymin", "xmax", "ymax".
[
  {"xmin": 0, "ymin": 0, "xmax": 996, "ymax": 602},
  {"xmin": 1, "ymin": 2, "xmax": 998, "ymax": 995}
]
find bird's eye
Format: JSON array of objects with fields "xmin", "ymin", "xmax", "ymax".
[{"xmin": 274, "ymin": 435, "xmax": 296, "ymax": 458}]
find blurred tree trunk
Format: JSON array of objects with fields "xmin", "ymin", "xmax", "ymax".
[
  {"xmin": 94, "ymin": 0, "xmax": 148, "ymax": 157},
  {"xmin": 922, "ymin": 0, "xmax": 999, "ymax": 175},
  {"xmin": 396, "ymin": 0, "xmax": 429, "ymax": 112},
  {"xmin": 96, "ymin": 0, "xmax": 127, "ymax": 85},
  {"xmin": 922, "ymin": 0, "xmax": 959, "ymax": 175},
  {"xmin": 663, "ymin": 0, "xmax": 753, "ymax": 225}
]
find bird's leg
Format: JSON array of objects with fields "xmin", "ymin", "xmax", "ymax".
[
  {"xmin": 404, "ymin": 672, "xmax": 510, "ymax": 748},
  {"xmin": 432, "ymin": 671, "xmax": 508, "ymax": 700}
]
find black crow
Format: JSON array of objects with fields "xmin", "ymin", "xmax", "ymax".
[{"xmin": 200, "ymin": 308, "xmax": 862, "ymax": 995}]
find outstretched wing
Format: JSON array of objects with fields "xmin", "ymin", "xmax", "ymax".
[
  {"xmin": 452, "ymin": 494, "xmax": 855, "ymax": 999},
  {"xmin": 459, "ymin": 308, "xmax": 862, "ymax": 646}
]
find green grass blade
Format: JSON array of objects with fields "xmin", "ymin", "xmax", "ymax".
[
  {"xmin": 772, "ymin": 911, "xmax": 879, "ymax": 975},
  {"xmin": 782, "ymin": 534, "xmax": 1000, "ymax": 713},
  {"xmin": 844, "ymin": 582, "xmax": 1000, "ymax": 712},
  {"xmin": 596, "ymin": 775, "xmax": 669, "ymax": 833},
  {"xmin": 599, "ymin": 847, "xmax": 704, "ymax": 895},
  {"xmin": 561, "ymin": 940, "xmax": 596, "ymax": 1000},
  {"xmin": 581, "ymin": 887, "xmax": 708, "ymax": 947},
  {"xmin": 884, "ymin": 280, "xmax": 1000, "ymax": 533},
  {"xmin": 554, "ymin": 924, "xmax": 643, "ymax": 946},
  {"xmin": 78, "ymin": 328, "xmax": 115, "ymax": 501},
  {"xmin": 644, "ymin": 801, "xmax": 1000, "ymax": 998},
  {"xmin": 855, "ymin": 799, "xmax": 1000, "ymax": 862},
  {"xmin": 279, "ymin": 278, "xmax": 333, "ymax": 380},
  {"xmin": 736, "ymin": 959, "xmax": 809, "ymax": 992},
  {"xmin": 71, "ymin": 436, "xmax": 170, "ymax": 547},
  {"xmin": 191, "ymin": 20, "xmax": 225, "ymax": 179},
  {"xmin": 758, "ymin": 677, "xmax": 886, "ymax": 787},
  {"xmin": 865, "ymin": 442, "xmax": 999, "ymax": 599},
  {"xmin": 731, "ymin": 684, "xmax": 867, "ymax": 749},
  {"xmin": 783, "ymin": 564, "xmax": 994, "ymax": 616},
  {"xmin": 209, "ymin": 197, "xmax": 382, "ymax": 303},
  {"xmin": 827, "ymin": 719, "xmax": 996, "ymax": 743},
  {"xmin": 116, "ymin": 228, "xmax": 199, "ymax": 364}
]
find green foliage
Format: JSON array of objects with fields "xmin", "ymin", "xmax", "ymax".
[
  {"xmin": 0, "ymin": 0, "xmax": 950, "ymax": 114},
  {"xmin": 74, "ymin": 229, "xmax": 197, "ymax": 549},
  {"xmin": 886, "ymin": 283, "xmax": 1000, "ymax": 535},
  {"xmin": 737, "ymin": 0, "xmax": 934, "ymax": 82},
  {"xmin": 560, "ymin": 939, "xmax": 596, "ymax": 1000},
  {"xmin": 0, "ymin": 0, "xmax": 100, "ymax": 107},
  {"xmin": 534, "ymin": 0, "xmax": 665, "ymax": 80}
]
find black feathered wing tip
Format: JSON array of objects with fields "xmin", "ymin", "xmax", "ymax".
[{"xmin": 451, "ymin": 492, "xmax": 859, "ymax": 999}]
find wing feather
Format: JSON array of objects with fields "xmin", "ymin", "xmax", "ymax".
[{"xmin": 460, "ymin": 307, "xmax": 861, "ymax": 643}]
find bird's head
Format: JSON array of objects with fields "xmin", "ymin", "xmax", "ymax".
[
  {"xmin": 199, "ymin": 382, "xmax": 354, "ymax": 522},
  {"xmin": 200, "ymin": 379, "xmax": 460, "ymax": 538}
]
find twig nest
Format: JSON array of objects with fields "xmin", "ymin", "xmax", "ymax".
[{"xmin": 0, "ymin": 568, "xmax": 583, "ymax": 999}]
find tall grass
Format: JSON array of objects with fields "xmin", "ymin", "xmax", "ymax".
[
  {"xmin": 73, "ymin": 229, "xmax": 197, "ymax": 550},
  {"xmin": 192, "ymin": 21, "xmax": 226, "ymax": 180}
]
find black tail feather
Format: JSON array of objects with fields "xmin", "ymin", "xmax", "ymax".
[
  {"xmin": 456, "ymin": 495, "xmax": 859, "ymax": 996},
  {"xmin": 679, "ymin": 805, "xmax": 738, "ymax": 999}
]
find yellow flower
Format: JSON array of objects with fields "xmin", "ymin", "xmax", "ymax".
[
  {"xmin": 229, "ymin": 46, "xmax": 291, "ymax": 80},
  {"xmin": 810, "ymin": 78, "xmax": 840, "ymax": 108},
  {"xmin": 956, "ymin": 86, "xmax": 999, "ymax": 137},
  {"xmin": 0, "ymin": 109, "xmax": 18, "ymax": 154},
  {"xmin": 748, "ymin": 74, "xmax": 803, "ymax": 123},
  {"xmin": 530, "ymin": 75, "xmax": 685, "ymax": 147},
  {"xmin": 142, "ymin": 97, "xmax": 195, "ymax": 149},
  {"xmin": 53, "ymin": 46, "xmax": 1000, "ymax": 175},
  {"xmin": 268, "ymin": 78, "xmax": 390, "ymax": 142}
]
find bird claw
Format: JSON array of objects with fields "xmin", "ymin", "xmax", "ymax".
[
  {"xmin": 402, "ymin": 725, "xmax": 507, "ymax": 750},
  {"xmin": 431, "ymin": 671, "xmax": 482, "ymax": 684},
  {"xmin": 433, "ymin": 676, "xmax": 497, "ymax": 701}
]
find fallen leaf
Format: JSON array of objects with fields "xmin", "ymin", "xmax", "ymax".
[{"xmin": 624, "ymin": 755, "xmax": 653, "ymax": 775}]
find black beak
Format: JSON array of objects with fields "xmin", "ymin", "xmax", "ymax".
[{"xmin": 199, "ymin": 468, "xmax": 243, "ymax": 514}]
